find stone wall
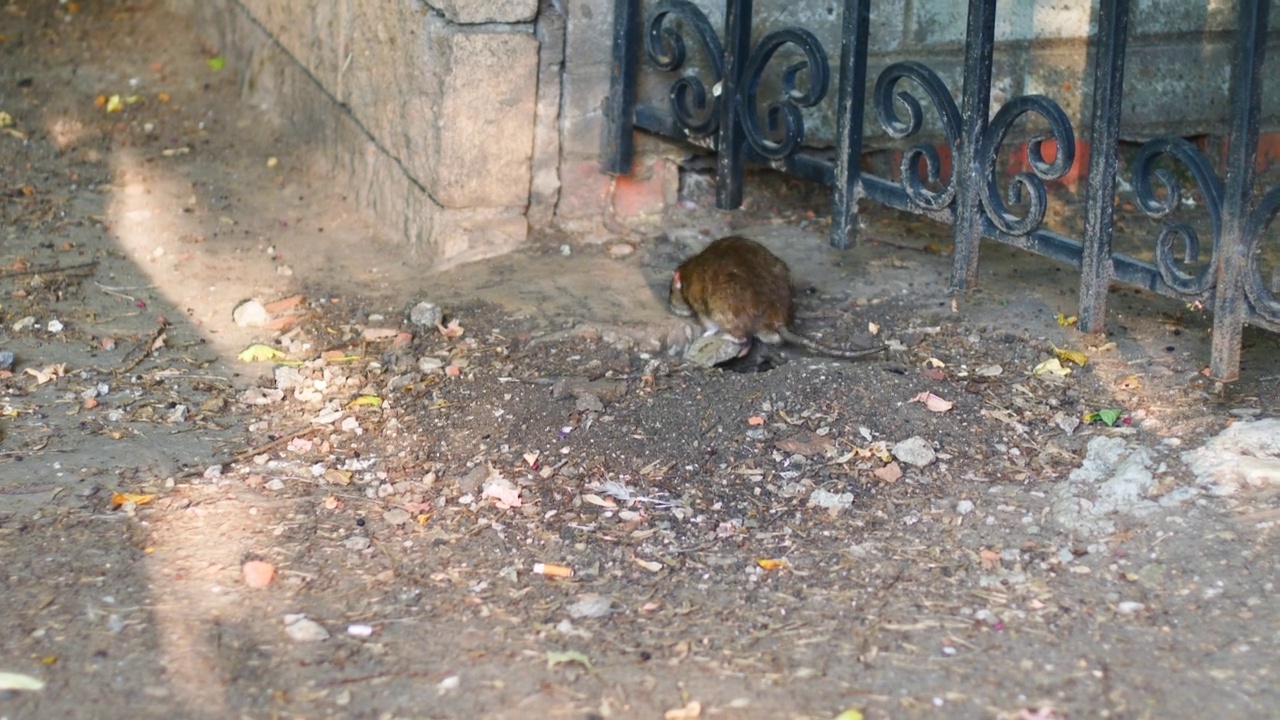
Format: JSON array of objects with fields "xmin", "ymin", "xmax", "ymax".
[
  {"xmin": 166, "ymin": 0, "xmax": 1280, "ymax": 265},
  {"xmin": 167, "ymin": 0, "xmax": 541, "ymax": 268}
]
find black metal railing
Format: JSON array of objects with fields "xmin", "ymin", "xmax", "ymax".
[{"xmin": 601, "ymin": 0, "xmax": 1279, "ymax": 383}]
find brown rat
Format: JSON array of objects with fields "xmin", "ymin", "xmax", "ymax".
[{"xmin": 668, "ymin": 235, "xmax": 886, "ymax": 360}]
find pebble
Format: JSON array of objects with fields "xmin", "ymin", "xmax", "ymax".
[
  {"xmin": 383, "ymin": 508, "xmax": 411, "ymax": 526},
  {"xmin": 264, "ymin": 478, "xmax": 286, "ymax": 491},
  {"xmin": 955, "ymin": 500, "xmax": 975, "ymax": 515},
  {"xmin": 808, "ymin": 488, "xmax": 854, "ymax": 511},
  {"xmin": 892, "ymin": 436, "xmax": 937, "ymax": 467},
  {"xmin": 343, "ymin": 536, "xmax": 372, "ymax": 551},
  {"xmin": 232, "ymin": 299, "xmax": 269, "ymax": 328},
  {"xmin": 566, "ymin": 593, "xmax": 615, "ymax": 619},
  {"xmin": 409, "ymin": 302, "xmax": 443, "ymax": 327},
  {"xmin": 608, "ymin": 242, "xmax": 635, "ymax": 258},
  {"xmin": 283, "ymin": 614, "xmax": 330, "ymax": 642}
]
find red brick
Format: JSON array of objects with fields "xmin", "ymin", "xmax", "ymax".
[{"xmin": 610, "ymin": 157, "xmax": 672, "ymax": 222}]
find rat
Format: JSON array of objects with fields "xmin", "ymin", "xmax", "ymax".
[{"xmin": 668, "ymin": 235, "xmax": 887, "ymax": 360}]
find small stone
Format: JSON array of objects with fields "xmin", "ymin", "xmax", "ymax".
[
  {"xmin": 607, "ymin": 242, "xmax": 635, "ymax": 258},
  {"xmin": 808, "ymin": 488, "xmax": 854, "ymax": 511},
  {"xmin": 955, "ymin": 500, "xmax": 975, "ymax": 515},
  {"xmin": 566, "ymin": 593, "xmax": 614, "ymax": 619},
  {"xmin": 892, "ymin": 436, "xmax": 937, "ymax": 467},
  {"xmin": 383, "ymin": 508, "xmax": 411, "ymax": 526},
  {"xmin": 574, "ymin": 393, "xmax": 605, "ymax": 413},
  {"xmin": 283, "ymin": 614, "xmax": 330, "ymax": 642},
  {"xmin": 343, "ymin": 536, "xmax": 372, "ymax": 551},
  {"xmin": 410, "ymin": 302, "xmax": 444, "ymax": 327},
  {"xmin": 457, "ymin": 464, "xmax": 490, "ymax": 494},
  {"xmin": 264, "ymin": 478, "xmax": 286, "ymax": 491},
  {"xmin": 683, "ymin": 334, "xmax": 742, "ymax": 367},
  {"xmin": 418, "ymin": 356, "xmax": 445, "ymax": 373},
  {"xmin": 232, "ymin": 299, "xmax": 269, "ymax": 328},
  {"xmin": 274, "ymin": 366, "xmax": 304, "ymax": 390},
  {"xmin": 1116, "ymin": 601, "xmax": 1145, "ymax": 615}
]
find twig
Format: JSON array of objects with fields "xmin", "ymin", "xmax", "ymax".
[
  {"xmin": 116, "ymin": 319, "xmax": 170, "ymax": 375},
  {"xmin": 0, "ymin": 260, "xmax": 98, "ymax": 280}
]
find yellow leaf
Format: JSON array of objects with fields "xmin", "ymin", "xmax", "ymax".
[
  {"xmin": 237, "ymin": 343, "xmax": 286, "ymax": 362},
  {"xmin": 1056, "ymin": 313, "xmax": 1078, "ymax": 327},
  {"xmin": 1051, "ymin": 344, "xmax": 1088, "ymax": 367},
  {"xmin": 833, "ymin": 710, "xmax": 865, "ymax": 720},
  {"xmin": 546, "ymin": 650, "xmax": 593, "ymax": 670},
  {"xmin": 0, "ymin": 111, "xmax": 12, "ymax": 127},
  {"xmin": 348, "ymin": 395, "xmax": 383, "ymax": 408},
  {"xmin": 105, "ymin": 94, "xmax": 124, "ymax": 113},
  {"xmin": 111, "ymin": 492, "xmax": 155, "ymax": 509},
  {"xmin": 1033, "ymin": 357, "xmax": 1071, "ymax": 376},
  {"xmin": 757, "ymin": 558, "xmax": 790, "ymax": 571}
]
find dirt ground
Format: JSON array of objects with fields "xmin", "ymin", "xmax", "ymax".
[{"xmin": 3, "ymin": 2, "xmax": 1280, "ymax": 719}]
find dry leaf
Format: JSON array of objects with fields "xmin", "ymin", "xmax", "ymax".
[
  {"xmin": 24, "ymin": 364, "xmax": 67, "ymax": 384},
  {"xmin": 482, "ymin": 479, "xmax": 522, "ymax": 509},
  {"xmin": 873, "ymin": 462, "xmax": 903, "ymax": 483},
  {"xmin": 979, "ymin": 549, "xmax": 1001, "ymax": 571},
  {"xmin": 1033, "ymin": 357, "xmax": 1071, "ymax": 376},
  {"xmin": 237, "ymin": 343, "xmax": 286, "ymax": 362},
  {"xmin": 634, "ymin": 558, "xmax": 663, "ymax": 572},
  {"xmin": 747, "ymin": 415, "xmax": 766, "ymax": 426},
  {"xmin": 664, "ymin": 701, "xmax": 702, "ymax": 720},
  {"xmin": 908, "ymin": 391, "xmax": 953, "ymax": 412},
  {"xmin": 110, "ymin": 492, "xmax": 155, "ymax": 509},
  {"xmin": 1051, "ymin": 344, "xmax": 1088, "ymax": 367},
  {"xmin": 582, "ymin": 493, "xmax": 616, "ymax": 508},
  {"xmin": 436, "ymin": 319, "xmax": 465, "ymax": 339},
  {"xmin": 756, "ymin": 558, "xmax": 790, "ymax": 571}
]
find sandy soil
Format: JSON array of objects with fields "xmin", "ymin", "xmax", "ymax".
[{"xmin": 2, "ymin": 2, "xmax": 1278, "ymax": 719}]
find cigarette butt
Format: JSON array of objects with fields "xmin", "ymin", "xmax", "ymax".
[{"xmin": 532, "ymin": 562, "xmax": 573, "ymax": 578}]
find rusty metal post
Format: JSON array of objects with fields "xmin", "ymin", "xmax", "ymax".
[
  {"xmin": 1211, "ymin": 0, "xmax": 1269, "ymax": 382},
  {"xmin": 1079, "ymin": 0, "xmax": 1131, "ymax": 333},
  {"xmin": 950, "ymin": 0, "xmax": 998, "ymax": 292}
]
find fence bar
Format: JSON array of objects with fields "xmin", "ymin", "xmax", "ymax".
[
  {"xmin": 601, "ymin": 0, "xmax": 640, "ymax": 175},
  {"xmin": 1078, "ymin": 0, "xmax": 1130, "ymax": 333},
  {"xmin": 1210, "ymin": 0, "xmax": 1269, "ymax": 382},
  {"xmin": 950, "ymin": 0, "xmax": 998, "ymax": 291},
  {"xmin": 716, "ymin": 0, "xmax": 753, "ymax": 209},
  {"xmin": 829, "ymin": 0, "xmax": 872, "ymax": 249}
]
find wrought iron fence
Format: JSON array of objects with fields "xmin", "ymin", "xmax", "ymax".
[{"xmin": 601, "ymin": 0, "xmax": 1279, "ymax": 383}]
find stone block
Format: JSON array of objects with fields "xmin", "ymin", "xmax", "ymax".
[
  {"xmin": 424, "ymin": 0, "xmax": 537, "ymax": 24},
  {"xmin": 430, "ymin": 30, "xmax": 539, "ymax": 208}
]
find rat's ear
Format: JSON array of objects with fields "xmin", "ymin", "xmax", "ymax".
[{"xmin": 671, "ymin": 270, "xmax": 682, "ymax": 288}]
